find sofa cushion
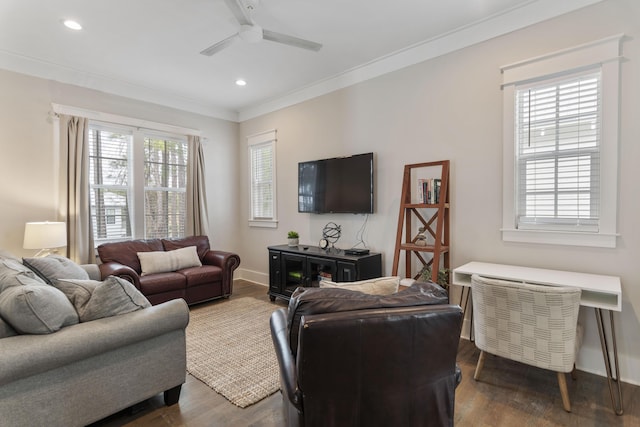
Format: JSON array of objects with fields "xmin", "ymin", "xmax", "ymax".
[
  {"xmin": 179, "ymin": 264, "xmax": 222, "ymax": 287},
  {"xmin": 162, "ymin": 235, "xmax": 211, "ymax": 260},
  {"xmin": 56, "ymin": 276, "xmax": 151, "ymax": 322},
  {"xmin": 0, "ymin": 315, "xmax": 17, "ymax": 338},
  {"xmin": 0, "ymin": 258, "xmax": 47, "ymax": 293},
  {"xmin": 138, "ymin": 246, "xmax": 202, "ymax": 276},
  {"xmin": 23, "ymin": 255, "xmax": 90, "ymax": 285},
  {"xmin": 287, "ymin": 281, "xmax": 449, "ymax": 357},
  {"xmin": 319, "ymin": 276, "xmax": 400, "ymax": 295},
  {"xmin": 97, "ymin": 238, "xmax": 164, "ymax": 273},
  {"xmin": 139, "ymin": 272, "xmax": 186, "ymax": 295},
  {"xmin": 0, "ymin": 285, "xmax": 79, "ymax": 334}
]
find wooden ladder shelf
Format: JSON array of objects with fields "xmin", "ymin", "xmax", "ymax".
[{"xmin": 391, "ymin": 160, "xmax": 450, "ymax": 283}]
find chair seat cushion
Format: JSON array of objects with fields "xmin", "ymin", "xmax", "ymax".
[{"xmin": 287, "ymin": 281, "xmax": 448, "ymax": 356}]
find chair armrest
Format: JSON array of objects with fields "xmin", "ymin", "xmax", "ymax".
[
  {"xmin": 202, "ymin": 250, "xmax": 240, "ymax": 295},
  {"xmin": 99, "ymin": 262, "xmax": 141, "ymax": 288},
  {"xmin": 270, "ymin": 308, "xmax": 303, "ymax": 412}
]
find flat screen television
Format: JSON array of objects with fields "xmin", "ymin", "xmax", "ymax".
[{"xmin": 298, "ymin": 152, "xmax": 374, "ymax": 214}]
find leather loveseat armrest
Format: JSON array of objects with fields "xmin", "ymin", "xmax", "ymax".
[
  {"xmin": 270, "ymin": 308, "xmax": 303, "ymax": 412},
  {"xmin": 202, "ymin": 250, "xmax": 240, "ymax": 295},
  {"xmin": 99, "ymin": 262, "xmax": 141, "ymax": 288}
]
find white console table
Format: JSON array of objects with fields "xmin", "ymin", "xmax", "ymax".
[{"xmin": 452, "ymin": 261, "xmax": 623, "ymax": 415}]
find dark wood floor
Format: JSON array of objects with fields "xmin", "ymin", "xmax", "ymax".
[{"xmin": 92, "ymin": 281, "xmax": 639, "ymax": 427}]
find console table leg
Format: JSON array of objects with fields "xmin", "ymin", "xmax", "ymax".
[
  {"xmin": 459, "ymin": 287, "xmax": 474, "ymax": 342},
  {"xmin": 595, "ymin": 308, "xmax": 624, "ymax": 415}
]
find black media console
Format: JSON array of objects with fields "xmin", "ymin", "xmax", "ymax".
[{"xmin": 267, "ymin": 244, "xmax": 382, "ymax": 302}]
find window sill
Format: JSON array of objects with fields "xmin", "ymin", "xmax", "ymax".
[
  {"xmin": 249, "ymin": 219, "xmax": 278, "ymax": 229},
  {"xmin": 501, "ymin": 228, "xmax": 618, "ymax": 248}
]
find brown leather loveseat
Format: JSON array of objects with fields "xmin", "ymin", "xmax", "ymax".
[
  {"xmin": 270, "ymin": 281, "xmax": 463, "ymax": 427},
  {"xmin": 97, "ymin": 235, "xmax": 240, "ymax": 305}
]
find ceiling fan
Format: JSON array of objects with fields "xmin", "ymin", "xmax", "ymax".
[{"xmin": 200, "ymin": 0, "xmax": 322, "ymax": 56}]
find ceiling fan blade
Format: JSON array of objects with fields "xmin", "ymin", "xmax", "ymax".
[
  {"xmin": 224, "ymin": 0, "xmax": 253, "ymax": 26},
  {"xmin": 200, "ymin": 34, "xmax": 239, "ymax": 56},
  {"xmin": 262, "ymin": 29, "xmax": 322, "ymax": 52}
]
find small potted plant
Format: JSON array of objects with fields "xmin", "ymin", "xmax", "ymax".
[{"xmin": 287, "ymin": 231, "xmax": 299, "ymax": 247}]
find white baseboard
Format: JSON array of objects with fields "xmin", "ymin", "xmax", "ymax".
[{"xmin": 235, "ymin": 268, "xmax": 268, "ymax": 286}]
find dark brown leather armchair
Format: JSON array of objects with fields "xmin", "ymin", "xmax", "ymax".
[
  {"xmin": 270, "ymin": 282, "xmax": 463, "ymax": 427},
  {"xmin": 97, "ymin": 235, "xmax": 240, "ymax": 305}
]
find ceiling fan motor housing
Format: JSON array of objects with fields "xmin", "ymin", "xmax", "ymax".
[{"xmin": 239, "ymin": 24, "xmax": 263, "ymax": 43}]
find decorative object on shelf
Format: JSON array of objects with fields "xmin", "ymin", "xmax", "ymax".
[
  {"xmin": 322, "ymin": 222, "xmax": 341, "ymax": 248},
  {"xmin": 319, "ymin": 238, "xmax": 329, "ymax": 250},
  {"xmin": 415, "ymin": 226, "xmax": 427, "ymax": 246},
  {"xmin": 287, "ymin": 231, "xmax": 299, "ymax": 247},
  {"xmin": 418, "ymin": 265, "xmax": 450, "ymax": 289},
  {"xmin": 23, "ymin": 221, "xmax": 67, "ymax": 257}
]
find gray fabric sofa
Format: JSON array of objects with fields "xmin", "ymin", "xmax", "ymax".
[{"xmin": 0, "ymin": 264, "xmax": 190, "ymax": 427}]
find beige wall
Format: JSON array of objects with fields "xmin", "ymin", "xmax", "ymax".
[
  {"xmin": 238, "ymin": 0, "xmax": 640, "ymax": 384},
  {"xmin": 0, "ymin": 69, "xmax": 240, "ymax": 256}
]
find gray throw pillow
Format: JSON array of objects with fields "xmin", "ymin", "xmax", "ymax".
[
  {"xmin": 76, "ymin": 276, "xmax": 151, "ymax": 322},
  {"xmin": 54, "ymin": 279, "xmax": 101, "ymax": 314},
  {"xmin": 23, "ymin": 255, "xmax": 90, "ymax": 285},
  {"xmin": 0, "ymin": 258, "xmax": 47, "ymax": 293},
  {"xmin": 0, "ymin": 285, "xmax": 79, "ymax": 334}
]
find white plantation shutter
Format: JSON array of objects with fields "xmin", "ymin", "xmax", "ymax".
[
  {"xmin": 515, "ymin": 72, "xmax": 601, "ymax": 232},
  {"xmin": 248, "ymin": 130, "xmax": 277, "ymax": 227}
]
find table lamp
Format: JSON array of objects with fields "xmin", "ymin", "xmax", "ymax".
[{"xmin": 23, "ymin": 221, "xmax": 67, "ymax": 257}]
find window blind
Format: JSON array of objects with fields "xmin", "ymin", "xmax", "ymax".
[
  {"xmin": 88, "ymin": 126, "xmax": 133, "ymax": 240},
  {"xmin": 250, "ymin": 142, "xmax": 274, "ymax": 219},
  {"xmin": 515, "ymin": 71, "xmax": 601, "ymax": 232},
  {"xmin": 144, "ymin": 136, "xmax": 187, "ymax": 239}
]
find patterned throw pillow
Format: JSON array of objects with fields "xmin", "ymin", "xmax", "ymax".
[{"xmin": 137, "ymin": 246, "xmax": 202, "ymax": 276}]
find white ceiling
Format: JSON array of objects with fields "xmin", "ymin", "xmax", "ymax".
[{"xmin": 0, "ymin": 0, "xmax": 601, "ymax": 121}]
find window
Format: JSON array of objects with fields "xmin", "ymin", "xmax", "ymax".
[
  {"xmin": 515, "ymin": 71, "xmax": 600, "ymax": 232},
  {"xmin": 248, "ymin": 130, "xmax": 277, "ymax": 228},
  {"xmin": 501, "ymin": 35, "xmax": 622, "ymax": 248},
  {"xmin": 89, "ymin": 122, "xmax": 188, "ymax": 243},
  {"xmin": 88, "ymin": 125, "xmax": 133, "ymax": 241},
  {"xmin": 144, "ymin": 136, "xmax": 187, "ymax": 239}
]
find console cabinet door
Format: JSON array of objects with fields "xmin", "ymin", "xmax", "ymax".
[
  {"xmin": 281, "ymin": 253, "xmax": 307, "ymax": 297},
  {"xmin": 337, "ymin": 261, "xmax": 357, "ymax": 282},
  {"xmin": 307, "ymin": 256, "xmax": 337, "ymax": 287},
  {"xmin": 268, "ymin": 251, "xmax": 281, "ymax": 295}
]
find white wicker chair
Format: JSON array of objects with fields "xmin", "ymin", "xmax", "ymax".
[{"xmin": 470, "ymin": 274, "xmax": 583, "ymax": 412}]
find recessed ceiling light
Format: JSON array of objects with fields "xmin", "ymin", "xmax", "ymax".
[
  {"xmin": 235, "ymin": 79, "xmax": 247, "ymax": 86},
  {"xmin": 63, "ymin": 20, "xmax": 82, "ymax": 31}
]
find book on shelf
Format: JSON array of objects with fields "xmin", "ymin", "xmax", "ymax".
[
  {"xmin": 433, "ymin": 178, "xmax": 441, "ymax": 203},
  {"xmin": 317, "ymin": 271, "xmax": 332, "ymax": 282},
  {"xmin": 417, "ymin": 178, "xmax": 441, "ymax": 203}
]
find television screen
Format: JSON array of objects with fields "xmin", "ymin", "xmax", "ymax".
[{"xmin": 298, "ymin": 152, "xmax": 374, "ymax": 214}]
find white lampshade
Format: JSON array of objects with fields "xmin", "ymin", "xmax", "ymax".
[{"xmin": 23, "ymin": 222, "xmax": 67, "ymax": 250}]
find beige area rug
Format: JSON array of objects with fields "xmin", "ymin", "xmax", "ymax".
[{"xmin": 186, "ymin": 296, "xmax": 281, "ymax": 408}]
